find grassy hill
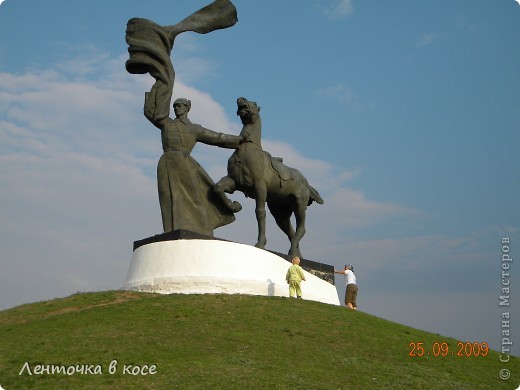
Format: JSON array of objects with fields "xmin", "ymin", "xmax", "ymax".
[{"xmin": 0, "ymin": 291, "xmax": 518, "ymax": 389}]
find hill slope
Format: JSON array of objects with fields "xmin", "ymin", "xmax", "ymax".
[{"xmin": 0, "ymin": 291, "xmax": 518, "ymax": 389}]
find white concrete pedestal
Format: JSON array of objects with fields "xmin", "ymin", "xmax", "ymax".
[{"xmin": 122, "ymin": 239, "xmax": 340, "ymax": 305}]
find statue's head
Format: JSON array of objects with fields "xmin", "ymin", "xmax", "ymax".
[
  {"xmin": 173, "ymin": 98, "xmax": 191, "ymax": 110},
  {"xmin": 236, "ymin": 97, "xmax": 260, "ymax": 124}
]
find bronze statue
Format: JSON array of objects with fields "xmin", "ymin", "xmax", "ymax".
[
  {"xmin": 125, "ymin": 1, "xmax": 240, "ymax": 236},
  {"xmin": 214, "ymin": 98, "xmax": 324, "ymax": 257},
  {"xmin": 154, "ymin": 98, "xmax": 240, "ymax": 235}
]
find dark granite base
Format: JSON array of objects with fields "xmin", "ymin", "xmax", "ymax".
[
  {"xmin": 133, "ymin": 229, "xmax": 219, "ymax": 251},
  {"xmin": 133, "ymin": 230, "xmax": 335, "ymax": 285}
]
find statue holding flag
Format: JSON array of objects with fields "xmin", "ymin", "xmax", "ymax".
[{"xmin": 125, "ymin": 0, "xmax": 240, "ymax": 236}]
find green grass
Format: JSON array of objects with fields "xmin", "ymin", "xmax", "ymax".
[{"xmin": 0, "ymin": 291, "xmax": 518, "ymax": 389}]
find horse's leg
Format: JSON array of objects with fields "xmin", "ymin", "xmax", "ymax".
[
  {"xmin": 268, "ymin": 203, "xmax": 295, "ymax": 243},
  {"xmin": 254, "ymin": 183, "xmax": 268, "ymax": 249},
  {"xmin": 289, "ymin": 196, "xmax": 307, "ymax": 258},
  {"xmin": 213, "ymin": 176, "xmax": 242, "ymax": 212}
]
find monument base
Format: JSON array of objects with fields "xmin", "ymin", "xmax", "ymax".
[{"xmin": 122, "ymin": 236, "xmax": 340, "ymax": 306}]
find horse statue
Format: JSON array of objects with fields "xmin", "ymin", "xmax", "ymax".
[{"xmin": 214, "ymin": 97, "xmax": 324, "ymax": 257}]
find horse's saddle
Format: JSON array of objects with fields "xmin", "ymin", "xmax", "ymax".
[{"xmin": 268, "ymin": 154, "xmax": 294, "ymax": 183}]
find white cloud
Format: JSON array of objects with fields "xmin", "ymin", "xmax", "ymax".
[
  {"xmin": 321, "ymin": 0, "xmax": 354, "ymax": 19},
  {"xmin": 416, "ymin": 32, "xmax": 436, "ymax": 47},
  {"xmin": 334, "ymin": 0, "xmax": 354, "ymax": 17},
  {"xmin": 317, "ymin": 83, "xmax": 356, "ymax": 106}
]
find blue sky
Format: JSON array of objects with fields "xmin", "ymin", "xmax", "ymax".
[{"xmin": 0, "ymin": 0, "xmax": 519, "ymax": 357}]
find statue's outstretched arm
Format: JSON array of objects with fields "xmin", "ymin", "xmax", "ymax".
[{"xmin": 197, "ymin": 126, "xmax": 241, "ymax": 149}]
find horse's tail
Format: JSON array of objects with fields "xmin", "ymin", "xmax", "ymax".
[{"xmin": 308, "ymin": 185, "xmax": 324, "ymax": 206}]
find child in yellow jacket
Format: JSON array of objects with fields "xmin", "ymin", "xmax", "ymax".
[{"xmin": 286, "ymin": 256, "xmax": 306, "ymax": 298}]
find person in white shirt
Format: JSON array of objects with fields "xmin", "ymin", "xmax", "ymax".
[{"xmin": 334, "ymin": 264, "xmax": 358, "ymax": 310}]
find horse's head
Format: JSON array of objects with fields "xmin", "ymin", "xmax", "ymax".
[{"xmin": 236, "ymin": 97, "xmax": 260, "ymax": 124}]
